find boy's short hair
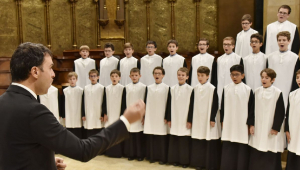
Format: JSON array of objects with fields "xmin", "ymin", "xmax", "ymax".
[
  {"xmin": 260, "ymin": 68, "xmax": 277, "ymax": 80},
  {"xmin": 110, "ymin": 69, "xmax": 121, "ymax": 77},
  {"xmin": 124, "ymin": 42, "xmax": 133, "ymax": 50},
  {"xmin": 104, "ymin": 43, "xmax": 115, "ymax": 51},
  {"xmin": 296, "ymin": 69, "xmax": 300, "ymax": 76},
  {"xmin": 251, "ymin": 33, "xmax": 263, "ymax": 43},
  {"xmin": 177, "ymin": 67, "xmax": 189, "ymax": 75},
  {"xmin": 146, "ymin": 40, "xmax": 157, "ymax": 48},
  {"xmin": 79, "ymin": 45, "xmax": 90, "ymax": 51},
  {"xmin": 278, "ymin": 5, "xmax": 291, "ymax": 14},
  {"xmin": 277, "ymin": 31, "xmax": 291, "ymax": 41},
  {"xmin": 198, "ymin": 38, "xmax": 209, "ymax": 46},
  {"xmin": 167, "ymin": 39, "xmax": 179, "ymax": 47},
  {"xmin": 241, "ymin": 14, "xmax": 252, "ymax": 23},
  {"xmin": 197, "ymin": 66, "xmax": 210, "ymax": 76},
  {"xmin": 89, "ymin": 69, "xmax": 99, "ymax": 76},
  {"xmin": 223, "ymin": 37, "xmax": 235, "ymax": 45},
  {"xmin": 230, "ymin": 65, "xmax": 244, "ymax": 74},
  {"xmin": 68, "ymin": 72, "xmax": 78, "ymax": 79},
  {"xmin": 130, "ymin": 67, "xmax": 140, "ymax": 74},
  {"xmin": 153, "ymin": 66, "xmax": 165, "ymax": 75}
]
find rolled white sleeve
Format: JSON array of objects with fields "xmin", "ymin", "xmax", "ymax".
[{"xmin": 120, "ymin": 115, "xmax": 130, "ymax": 131}]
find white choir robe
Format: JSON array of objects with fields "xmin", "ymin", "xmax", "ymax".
[
  {"xmin": 39, "ymin": 85, "xmax": 60, "ymax": 121},
  {"xmin": 162, "ymin": 54, "xmax": 186, "ymax": 87},
  {"xmin": 189, "ymin": 53, "xmax": 217, "ymax": 87},
  {"xmin": 168, "ymin": 84, "xmax": 193, "ymax": 136},
  {"xmin": 144, "ymin": 83, "xmax": 170, "ymax": 135},
  {"xmin": 249, "ymin": 86, "xmax": 285, "ymax": 153},
  {"xmin": 235, "ymin": 28, "xmax": 258, "ymax": 58},
  {"xmin": 243, "ymin": 52, "xmax": 267, "ymax": 91},
  {"xmin": 63, "ymin": 86, "xmax": 83, "ymax": 128},
  {"xmin": 220, "ymin": 82, "xmax": 254, "ymax": 144},
  {"xmin": 104, "ymin": 83, "xmax": 126, "ymax": 128},
  {"xmin": 74, "ymin": 58, "xmax": 96, "ymax": 89},
  {"xmin": 267, "ymin": 50, "xmax": 300, "ymax": 109},
  {"xmin": 191, "ymin": 82, "xmax": 220, "ymax": 140},
  {"xmin": 264, "ymin": 20, "xmax": 300, "ymax": 55},
  {"xmin": 140, "ymin": 54, "xmax": 162, "ymax": 86},
  {"xmin": 99, "ymin": 56, "xmax": 119, "ymax": 87},
  {"xmin": 119, "ymin": 56, "xmax": 139, "ymax": 86},
  {"xmin": 83, "ymin": 83, "xmax": 105, "ymax": 130}
]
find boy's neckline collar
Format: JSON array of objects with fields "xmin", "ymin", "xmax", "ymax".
[
  {"xmin": 243, "ymin": 28, "xmax": 251, "ymax": 32},
  {"xmin": 133, "ymin": 81, "xmax": 139, "ymax": 84},
  {"xmin": 106, "ymin": 56, "xmax": 113, "ymax": 58},
  {"xmin": 200, "ymin": 80, "xmax": 208, "ymax": 85},
  {"xmin": 252, "ymin": 51, "xmax": 261, "ymax": 54},
  {"xmin": 263, "ymin": 85, "xmax": 272, "ymax": 89},
  {"xmin": 279, "ymin": 50, "xmax": 288, "ymax": 53},
  {"xmin": 155, "ymin": 82, "xmax": 162, "ymax": 85},
  {"xmin": 81, "ymin": 57, "xmax": 88, "ymax": 59},
  {"xmin": 179, "ymin": 83, "xmax": 186, "ymax": 86},
  {"xmin": 199, "ymin": 52, "xmax": 207, "ymax": 55},
  {"xmin": 70, "ymin": 85, "xmax": 76, "ymax": 88},
  {"xmin": 170, "ymin": 53, "xmax": 177, "ymax": 57},
  {"xmin": 226, "ymin": 52, "xmax": 234, "ymax": 55},
  {"xmin": 148, "ymin": 53, "xmax": 155, "ymax": 57},
  {"xmin": 91, "ymin": 83, "xmax": 98, "ymax": 85}
]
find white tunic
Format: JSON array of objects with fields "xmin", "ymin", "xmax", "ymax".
[
  {"xmin": 267, "ymin": 50, "xmax": 299, "ymax": 109},
  {"xmin": 190, "ymin": 53, "xmax": 215, "ymax": 87},
  {"xmin": 221, "ymin": 82, "xmax": 251, "ymax": 144},
  {"xmin": 287, "ymin": 89, "xmax": 300, "ymax": 155},
  {"xmin": 126, "ymin": 82, "xmax": 146, "ymax": 132},
  {"xmin": 74, "ymin": 58, "xmax": 96, "ymax": 89},
  {"xmin": 39, "ymin": 85, "xmax": 60, "ymax": 121},
  {"xmin": 63, "ymin": 86, "xmax": 83, "ymax": 128},
  {"xmin": 265, "ymin": 20, "xmax": 297, "ymax": 55},
  {"xmin": 163, "ymin": 54, "xmax": 185, "ymax": 87},
  {"xmin": 83, "ymin": 83, "xmax": 105, "ymax": 129},
  {"xmin": 104, "ymin": 83, "xmax": 124, "ymax": 127},
  {"xmin": 243, "ymin": 52, "xmax": 267, "ymax": 91},
  {"xmin": 144, "ymin": 83, "xmax": 169, "ymax": 135},
  {"xmin": 217, "ymin": 52, "xmax": 242, "ymax": 108},
  {"xmin": 119, "ymin": 56, "xmax": 138, "ymax": 86},
  {"xmin": 140, "ymin": 54, "xmax": 163, "ymax": 86},
  {"xmin": 99, "ymin": 56, "xmax": 119, "ymax": 87},
  {"xmin": 235, "ymin": 28, "xmax": 258, "ymax": 58},
  {"xmin": 249, "ymin": 86, "xmax": 285, "ymax": 153},
  {"xmin": 170, "ymin": 84, "xmax": 193, "ymax": 136},
  {"xmin": 192, "ymin": 82, "xmax": 220, "ymax": 140}
]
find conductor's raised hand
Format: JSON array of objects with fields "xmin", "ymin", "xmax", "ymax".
[
  {"xmin": 55, "ymin": 157, "xmax": 67, "ymax": 170},
  {"xmin": 123, "ymin": 100, "xmax": 146, "ymax": 124}
]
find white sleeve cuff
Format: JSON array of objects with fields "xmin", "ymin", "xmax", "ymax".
[{"xmin": 120, "ymin": 115, "xmax": 130, "ymax": 131}]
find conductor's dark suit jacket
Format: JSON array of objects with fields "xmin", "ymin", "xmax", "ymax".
[{"xmin": 0, "ymin": 85, "xmax": 129, "ymax": 170}]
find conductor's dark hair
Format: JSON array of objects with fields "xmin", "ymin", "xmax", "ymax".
[
  {"xmin": 146, "ymin": 40, "xmax": 157, "ymax": 48},
  {"xmin": 278, "ymin": 5, "xmax": 291, "ymax": 14},
  {"xmin": 10, "ymin": 42, "xmax": 52, "ymax": 82},
  {"xmin": 251, "ymin": 33, "xmax": 263, "ymax": 44},
  {"xmin": 230, "ymin": 65, "xmax": 244, "ymax": 74},
  {"xmin": 104, "ymin": 43, "xmax": 115, "ymax": 51},
  {"xmin": 153, "ymin": 66, "xmax": 165, "ymax": 75}
]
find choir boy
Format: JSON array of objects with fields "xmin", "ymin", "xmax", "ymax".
[
  {"xmin": 103, "ymin": 69, "xmax": 126, "ymax": 157},
  {"xmin": 61, "ymin": 72, "xmax": 84, "ymax": 138},
  {"xmin": 285, "ymin": 69, "xmax": 300, "ymax": 170},
  {"xmin": 143, "ymin": 67, "xmax": 171, "ymax": 164},
  {"xmin": 123, "ymin": 68, "xmax": 147, "ymax": 161},
  {"xmin": 118, "ymin": 43, "xmax": 140, "ymax": 86},
  {"xmin": 74, "ymin": 45, "xmax": 96, "ymax": 88},
  {"xmin": 220, "ymin": 65, "xmax": 254, "ymax": 170},
  {"xmin": 140, "ymin": 41, "xmax": 163, "ymax": 86},
  {"xmin": 82, "ymin": 69, "xmax": 106, "ymax": 138},
  {"xmin": 190, "ymin": 66, "xmax": 221, "ymax": 170},
  {"xmin": 167, "ymin": 67, "xmax": 193, "ymax": 168},
  {"xmin": 243, "ymin": 33, "xmax": 267, "ymax": 91},
  {"xmin": 189, "ymin": 38, "xmax": 217, "ymax": 87},
  {"xmin": 235, "ymin": 14, "xmax": 258, "ymax": 58},
  {"xmin": 162, "ymin": 39, "xmax": 187, "ymax": 87},
  {"xmin": 99, "ymin": 43, "xmax": 119, "ymax": 87},
  {"xmin": 248, "ymin": 68, "xmax": 285, "ymax": 170}
]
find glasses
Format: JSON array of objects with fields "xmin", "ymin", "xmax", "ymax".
[
  {"xmin": 90, "ymin": 75, "xmax": 98, "ymax": 78},
  {"xmin": 250, "ymin": 41, "xmax": 260, "ymax": 44},
  {"xmin": 146, "ymin": 46, "xmax": 155, "ymax": 49},
  {"xmin": 230, "ymin": 73, "xmax": 241, "ymax": 77},
  {"xmin": 223, "ymin": 44, "xmax": 232, "ymax": 47},
  {"xmin": 278, "ymin": 11, "xmax": 288, "ymax": 15},
  {"xmin": 198, "ymin": 44, "xmax": 207, "ymax": 46},
  {"xmin": 104, "ymin": 50, "xmax": 112, "ymax": 53},
  {"xmin": 241, "ymin": 22, "xmax": 250, "ymax": 25},
  {"xmin": 154, "ymin": 73, "xmax": 162, "ymax": 75}
]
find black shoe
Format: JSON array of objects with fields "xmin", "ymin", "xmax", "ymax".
[
  {"xmin": 159, "ymin": 161, "xmax": 166, "ymax": 165},
  {"xmin": 182, "ymin": 165, "xmax": 188, "ymax": 168},
  {"xmin": 128, "ymin": 157, "xmax": 134, "ymax": 161},
  {"xmin": 137, "ymin": 158, "xmax": 144, "ymax": 161}
]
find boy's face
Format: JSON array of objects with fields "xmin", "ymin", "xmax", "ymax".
[
  {"xmin": 277, "ymin": 8, "xmax": 289, "ymax": 23},
  {"xmin": 261, "ymin": 72, "xmax": 275, "ymax": 88},
  {"xmin": 89, "ymin": 73, "xmax": 99, "ymax": 84},
  {"xmin": 153, "ymin": 69, "xmax": 164, "ymax": 84},
  {"xmin": 80, "ymin": 49, "xmax": 89, "ymax": 59},
  {"xmin": 277, "ymin": 36, "xmax": 290, "ymax": 51},
  {"xmin": 110, "ymin": 73, "xmax": 120, "ymax": 85},
  {"xmin": 241, "ymin": 20, "xmax": 252, "ymax": 31},
  {"xmin": 198, "ymin": 41, "xmax": 209, "ymax": 54},
  {"xmin": 129, "ymin": 72, "xmax": 141, "ymax": 84},
  {"xmin": 230, "ymin": 71, "xmax": 244, "ymax": 84},
  {"xmin": 146, "ymin": 44, "xmax": 157, "ymax": 56},
  {"xmin": 177, "ymin": 71, "xmax": 188, "ymax": 85},
  {"xmin": 250, "ymin": 37, "xmax": 262, "ymax": 53},
  {"xmin": 68, "ymin": 76, "xmax": 77, "ymax": 87},
  {"xmin": 167, "ymin": 43, "xmax": 178, "ymax": 56},
  {"xmin": 104, "ymin": 47, "xmax": 114, "ymax": 58},
  {"xmin": 223, "ymin": 40, "xmax": 235, "ymax": 54},
  {"xmin": 197, "ymin": 73, "xmax": 209, "ymax": 84},
  {"xmin": 124, "ymin": 48, "xmax": 134, "ymax": 58},
  {"xmin": 296, "ymin": 73, "xmax": 300, "ymax": 87}
]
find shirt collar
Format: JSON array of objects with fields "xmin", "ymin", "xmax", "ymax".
[
  {"xmin": 200, "ymin": 52, "xmax": 207, "ymax": 55},
  {"xmin": 11, "ymin": 82, "xmax": 37, "ymax": 99},
  {"xmin": 170, "ymin": 53, "xmax": 177, "ymax": 57},
  {"xmin": 279, "ymin": 50, "xmax": 288, "ymax": 53},
  {"xmin": 133, "ymin": 81, "xmax": 139, "ymax": 84},
  {"xmin": 226, "ymin": 52, "xmax": 234, "ymax": 55},
  {"xmin": 179, "ymin": 83, "xmax": 186, "ymax": 86}
]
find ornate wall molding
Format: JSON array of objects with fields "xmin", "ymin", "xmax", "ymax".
[
  {"xmin": 169, "ymin": 0, "xmax": 176, "ymax": 39},
  {"xmin": 69, "ymin": 0, "xmax": 78, "ymax": 49},
  {"xmin": 195, "ymin": 0, "xmax": 201, "ymax": 46},
  {"xmin": 94, "ymin": 0, "xmax": 101, "ymax": 48},
  {"xmin": 144, "ymin": 0, "xmax": 151, "ymax": 40},
  {"xmin": 16, "ymin": 0, "xmax": 23, "ymax": 44},
  {"xmin": 124, "ymin": 0, "xmax": 129, "ymax": 42},
  {"xmin": 44, "ymin": 0, "xmax": 51, "ymax": 49}
]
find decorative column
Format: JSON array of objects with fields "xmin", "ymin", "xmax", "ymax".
[
  {"xmin": 94, "ymin": 0, "xmax": 101, "ymax": 48},
  {"xmin": 44, "ymin": 0, "xmax": 51, "ymax": 49},
  {"xmin": 70, "ymin": 0, "xmax": 78, "ymax": 49},
  {"xmin": 169, "ymin": 0, "xmax": 176, "ymax": 40},
  {"xmin": 124, "ymin": 0, "xmax": 129, "ymax": 42},
  {"xmin": 16, "ymin": 0, "xmax": 23, "ymax": 44},
  {"xmin": 98, "ymin": 0, "xmax": 109, "ymax": 29},
  {"xmin": 144, "ymin": 0, "xmax": 151, "ymax": 40},
  {"xmin": 195, "ymin": 0, "xmax": 201, "ymax": 46}
]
